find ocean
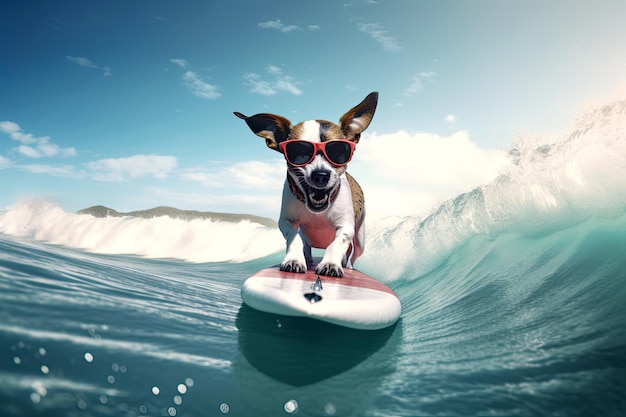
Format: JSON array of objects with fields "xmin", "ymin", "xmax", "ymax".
[{"xmin": 1, "ymin": 100, "xmax": 625, "ymax": 417}]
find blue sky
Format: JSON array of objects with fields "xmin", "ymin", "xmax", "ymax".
[{"xmin": 1, "ymin": 0, "xmax": 625, "ymax": 218}]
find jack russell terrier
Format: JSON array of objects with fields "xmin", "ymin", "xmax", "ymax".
[{"xmin": 234, "ymin": 92, "xmax": 378, "ymax": 277}]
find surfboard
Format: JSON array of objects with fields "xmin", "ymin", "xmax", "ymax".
[{"xmin": 241, "ymin": 265, "xmax": 401, "ymax": 330}]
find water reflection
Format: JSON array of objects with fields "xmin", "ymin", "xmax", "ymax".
[{"xmin": 235, "ymin": 304, "xmax": 400, "ymax": 386}]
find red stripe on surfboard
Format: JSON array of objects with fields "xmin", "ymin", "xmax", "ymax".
[{"xmin": 251, "ymin": 267, "xmax": 398, "ymax": 297}]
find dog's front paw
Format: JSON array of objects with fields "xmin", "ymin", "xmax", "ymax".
[
  {"xmin": 280, "ymin": 259, "xmax": 307, "ymax": 273},
  {"xmin": 315, "ymin": 262, "xmax": 344, "ymax": 278}
]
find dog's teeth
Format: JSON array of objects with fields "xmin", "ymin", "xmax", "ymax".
[{"xmin": 309, "ymin": 194, "xmax": 329, "ymax": 206}]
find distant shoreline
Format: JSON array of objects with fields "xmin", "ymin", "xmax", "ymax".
[{"xmin": 77, "ymin": 205, "xmax": 277, "ymax": 227}]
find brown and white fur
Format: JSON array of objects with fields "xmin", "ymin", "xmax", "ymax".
[{"xmin": 234, "ymin": 92, "xmax": 378, "ymax": 277}]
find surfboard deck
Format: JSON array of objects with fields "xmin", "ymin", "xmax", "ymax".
[{"xmin": 241, "ymin": 265, "xmax": 401, "ymax": 330}]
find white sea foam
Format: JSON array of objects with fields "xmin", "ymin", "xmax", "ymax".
[
  {"xmin": 358, "ymin": 99, "xmax": 626, "ymax": 279},
  {"xmin": 0, "ymin": 200, "xmax": 283, "ymax": 263}
]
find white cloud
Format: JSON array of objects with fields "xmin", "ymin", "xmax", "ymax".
[
  {"xmin": 85, "ymin": 154, "xmax": 178, "ymax": 182},
  {"xmin": 144, "ymin": 186, "xmax": 282, "ymax": 219},
  {"xmin": 444, "ymin": 114, "xmax": 456, "ymax": 123},
  {"xmin": 244, "ymin": 65, "xmax": 302, "ymax": 96},
  {"xmin": 243, "ymin": 73, "xmax": 275, "ymax": 96},
  {"xmin": 0, "ymin": 121, "xmax": 25, "ymax": 139},
  {"xmin": 349, "ymin": 130, "xmax": 511, "ymax": 216},
  {"xmin": 182, "ymin": 70, "xmax": 221, "ymax": 99},
  {"xmin": 170, "ymin": 58, "xmax": 188, "ymax": 68},
  {"xmin": 258, "ymin": 19, "xmax": 320, "ymax": 33},
  {"xmin": 0, "ymin": 154, "xmax": 10, "ymax": 167},
  {"xmin": 17, "ymin": 164, "xmax": 80, "ymax": 177},
  {"xmin": 266, "ymin": 64, "xmax": 282, "ymax": 75},
  {"xmin": 358, "ymin": 23, "xmax": 402, "ymax": 52},
  {"xmin": 66, "ymin": 56, "xmax": 111, "ymax": 77},
  {"xmin": 143, "ymin": 161, "xmax": 287, "ymax": 218},
  {"xmin": 404, "ymin": 72, "xmax": 436, "ymax": 97},
  {"xmin": 0, "ymin": 121, "xmax": 77, "ymax": 158},
  {"xmin": 170, "ymin": 60, "xmax": 221, "ymax": 99},
  {"xmin": 15, "ymin": 145, "xmax": 41, "ymax": 158},
  {"xmin": 180, "ymin": 160, "xmax": 285, "ymax": 191},
  {"xmin": 66, "ymin": 56, "xmax": 99, "ymax": 69},
  {"xmin": 20, "ymin": 139, "xmax": 76, "ymax": 158},
  {"xmin": 275, "ymin": 79, "xmax": 303, "ymax": 96},
  {"xmin": 258, "ymin": 19, "xmax": 301, "ymax": 33}
]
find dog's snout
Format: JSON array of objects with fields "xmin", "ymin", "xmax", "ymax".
[{"xmin": 311, "ymin": 170, "xmax": 330, "ymax": 188}]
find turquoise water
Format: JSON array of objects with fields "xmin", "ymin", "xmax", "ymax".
[
  {"xmin": 1, "ymin": 101, "xmax": 625, "ymax": 416},
  {"xmin": 1, "ymin": 214, "xmax": 625, "ymax": 416}
]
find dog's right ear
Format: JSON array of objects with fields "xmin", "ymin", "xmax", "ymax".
[{"xmin": 234, "ymin": 112, "xmax": 292, "ymax": 152}]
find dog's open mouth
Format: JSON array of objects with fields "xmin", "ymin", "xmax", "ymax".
[
  {"xmin": 307, "ymin": 185, "xmax": 342, "ymax": 212},
  {"xmin": 308, "ymin": 188, "xmax": 330, "ymax": 210},
  {"xmin": 294, "ymin": 178, "xmax": 339, "ymax": 212},
  {"xmin": 287, "ymin": 171, "xmax": 341, "ymax": 212}
]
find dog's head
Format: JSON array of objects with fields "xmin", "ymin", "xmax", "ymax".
[{"xmin": 234, "ymin": 92, "xmax": 378, "ymax": 212}]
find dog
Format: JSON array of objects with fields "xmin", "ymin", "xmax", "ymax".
[{"xmin": 234, "ymin": 92, "xmax": 378, "ymax": 277}]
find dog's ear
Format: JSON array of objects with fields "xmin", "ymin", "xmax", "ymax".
[
  {"xmin": 234, "ymin": 112, "xmax": 291, "ymax": 152},
  {"xmin": 339, "ymin": 92, "xmax": 378, "ymax": 143}
]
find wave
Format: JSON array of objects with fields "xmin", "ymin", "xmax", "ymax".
[
  {"xmin": 0, "ymin": 200, "xmax": 284, "ymax": 263},
  {"xmin": 358, "ymin": 99, "xmax": 626, "ymax": 279},
  {"xmin": 1, "ymin": 99, "xmax": 625, "ymax": 271}
]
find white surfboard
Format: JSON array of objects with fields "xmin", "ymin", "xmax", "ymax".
[{"xmin": 241, "ymin": 265, "xmax": 401, "ymax": 330}]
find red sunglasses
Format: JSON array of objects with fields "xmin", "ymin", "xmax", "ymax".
[{"xmin": 279, "ymin": 140, "xmax": 356, "ymax": 167}]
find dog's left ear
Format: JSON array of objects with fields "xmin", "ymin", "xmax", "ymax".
[
  {"xmin": 339, "ymin": 91, "xmax": 378, "ymax": 143},
  {"xmin": 234, "ymin": 112, "xmax": 291, "ymax": 152}
]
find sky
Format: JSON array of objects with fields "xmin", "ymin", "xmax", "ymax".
[{"xmin": 1, "ymin": 0, "xmax": 625, "ymax": 218}]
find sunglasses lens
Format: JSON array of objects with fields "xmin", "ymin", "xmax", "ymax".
[
  {"xmin": 285, "ymin": 141, "xmax": 314, "ymax": 165},
  {"xmin": 325, "ymin": 141, "xmax": 353, "ymax": 165}
]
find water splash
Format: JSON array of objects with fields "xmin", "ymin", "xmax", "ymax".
[{"xmin": 0, "ymin": 200, "xmax": 283, "ymax": 263}]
